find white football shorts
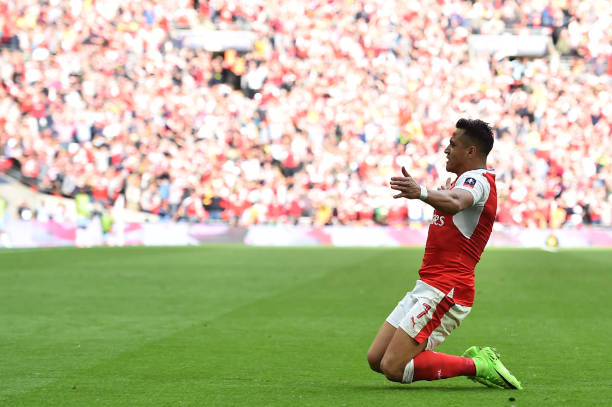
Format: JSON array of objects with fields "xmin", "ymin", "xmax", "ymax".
[{"xmin": 386, "ymin": 280, "xmax": 471, "ymax": 350}]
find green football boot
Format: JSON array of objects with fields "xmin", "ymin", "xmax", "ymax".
[
  {"xmin": 462, "ymin": 346, "xmax": 523, "ymax": 390},
  {"xmin": 462, "ymin": 346, "xmax": 487, "ymax": 387}
]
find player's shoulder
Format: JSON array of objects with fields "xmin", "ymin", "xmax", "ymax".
[
  {"xmin": 454, "ymin": 169, "xmax": 495, "ymax": 194},
  {"xmin": 459, "ymin": 169, "xmax": 495, "ymax": 184},
  {"xmin": 462, "ymin": 168, "xmax": 495, "ymax": 177}
]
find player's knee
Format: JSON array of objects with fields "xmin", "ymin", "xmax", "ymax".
[
  {"xmin": 379, "ymin": 356, "xmax": 403, "ymax": 382},
  {"xmin": 366, "ymin": 350, "xmax": 382, "ymax": 372}
]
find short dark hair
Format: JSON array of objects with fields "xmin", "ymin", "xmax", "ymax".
[{"xmin": 456, "ymin": 118, "xmax": 494, "ymax": 156}]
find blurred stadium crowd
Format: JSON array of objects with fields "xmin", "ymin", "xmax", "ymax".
[{"xmin": 0, "ymin": 0, "xmax": 610, "ymax": 229}]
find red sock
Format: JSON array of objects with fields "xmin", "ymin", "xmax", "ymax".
[{"xmin": 412, "ymin": 350, "xmax": 476, "ymax": 381}]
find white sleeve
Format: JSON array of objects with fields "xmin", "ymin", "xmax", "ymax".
[{"xmin": 453, "ymin": 171, "xmax": 488, "ymax": 206}]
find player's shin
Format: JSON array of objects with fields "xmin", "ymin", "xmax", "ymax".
[{"xmin": 403, "ymin": 351, "xmax": 476, "ymax": 383}]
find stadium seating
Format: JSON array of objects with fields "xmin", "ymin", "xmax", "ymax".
[{"xmin": 0, "ymin": 0, "xmax": 610, "ymax": 229}]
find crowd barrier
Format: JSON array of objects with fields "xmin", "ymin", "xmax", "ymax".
[{"xmin": 2, "ymin": 220, "xmax": 612, "ymax": 249}]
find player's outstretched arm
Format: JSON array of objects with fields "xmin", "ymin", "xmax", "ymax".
[{"xmin": 390, "ymin": 167, "xmax": 473, "ymax": 215}]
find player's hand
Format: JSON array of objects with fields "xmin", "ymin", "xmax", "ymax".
[
  {"xmin": 390, "ymin": 167, "xmax": 420, "ymax": 199},
  {"xmin": 438, "ymin": 177, "xmax": 452, "ymax": 190}
]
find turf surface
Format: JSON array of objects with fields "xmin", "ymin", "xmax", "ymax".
[{"xmin": 1, "ymin": 245, "xmax": 610, "ymax": 406}]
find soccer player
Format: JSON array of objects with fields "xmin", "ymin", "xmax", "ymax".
[{"xmin": 366, "ymin": 119, "xmax": 522, "ymax": 389}]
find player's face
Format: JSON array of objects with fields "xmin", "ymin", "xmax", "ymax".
[{"xmin": 444, "ymin": 129, "xmax": 469, "ymax": 174}]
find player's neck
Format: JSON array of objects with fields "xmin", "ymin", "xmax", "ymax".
[{"xmin": 455, "ymin": 161, "xmax": 487, "ymax": 176}]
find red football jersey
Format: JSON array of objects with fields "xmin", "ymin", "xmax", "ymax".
[{"xmin": 418, "ymin": 169, "xmax": 497, "ymax": 306}]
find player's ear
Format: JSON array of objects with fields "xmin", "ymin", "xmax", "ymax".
[{"xmin": 467, "ymin": 145, "xmax": 476, "ymax": 157}]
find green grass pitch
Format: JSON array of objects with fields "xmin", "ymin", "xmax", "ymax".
[{"xmin": 1, "ymin": 245, "xmax": 610, "ymax": 406}]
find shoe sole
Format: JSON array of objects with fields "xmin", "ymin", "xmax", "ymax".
[{"xmin": 467, "ymin": 375, "xmax": 503, "ymax": 389}]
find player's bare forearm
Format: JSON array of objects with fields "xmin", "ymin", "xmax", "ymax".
[
  {"xmin": 390, "ymin": 167, "xmax": 473, "ymax": 215},
  {"xmin": 420, "ymin": 189, "xmax": 472, "ymax": 215}
]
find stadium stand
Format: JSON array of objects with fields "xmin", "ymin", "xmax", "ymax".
[{"xmin": 0, "ymin": 0, "xmax": 610, "ymax": 230}]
